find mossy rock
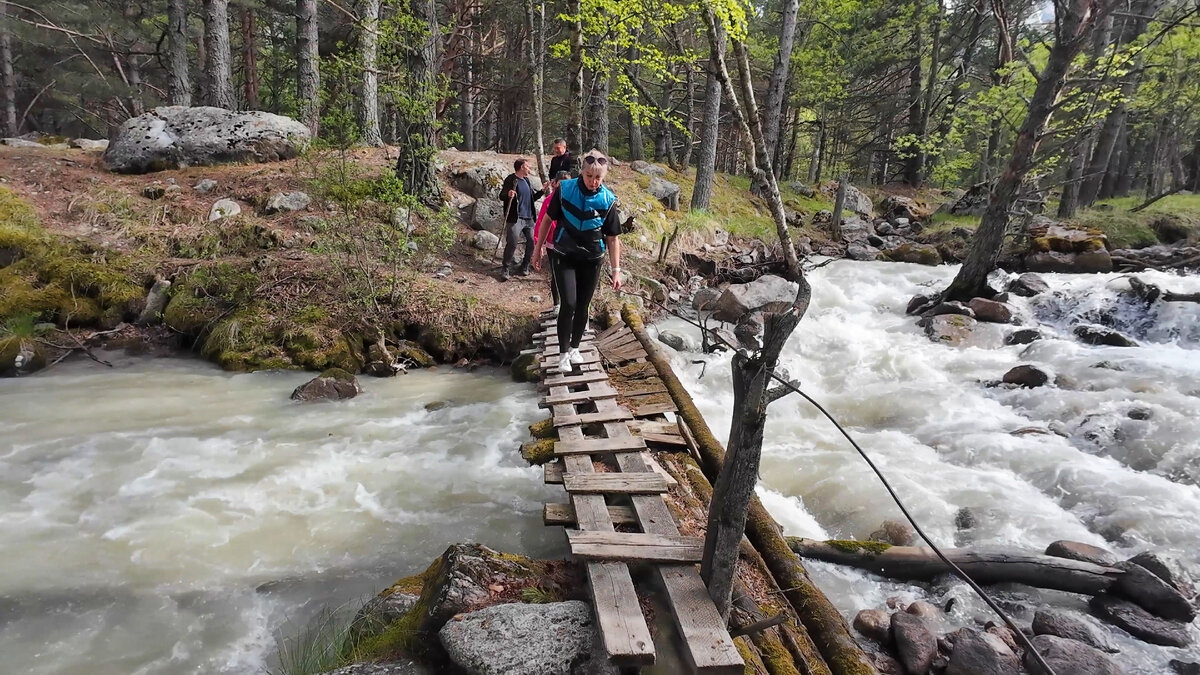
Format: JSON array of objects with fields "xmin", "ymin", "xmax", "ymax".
[
  {"xmin": 162, "ymin": 289, "xmax": 224, "ymax": 335},
  {"xmin": 510, "ymin": 351, "xmax": 539, "ymax": 383},
  {"xmin": 321, "ymin": 367, "xmax": 356, "ymax": 382},
  {"xmin": 394, "ymin": 339, "xmax": 436, "ymax": 368},
  {"xmin": 0, "ymin": 268, "xmax": 69, "ymax": 323},
  {"xmin": 529, "ymin": 417, "xmax": 557, "ymax": 440},
  {"xmin": 881, "ymin": 242, "xmax": 942, "ymax": 266},
  {"xmin": 200, "ymin": 309, "xmax": 292, "ymax": 371},
  {"xmin": 520, "ymin": 438, "xmax": 555, "ymax": 466},
  {"xmin": 56, "ymin": 294, "xmax": 104, "ymax": 328}
]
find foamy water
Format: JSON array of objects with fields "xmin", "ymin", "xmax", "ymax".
[
  {"xmin": 0, "ymin": 357, "xmax": 556, "ymax": 674},
  {"xmin": 657, "ymin": 261, "xmax": 1200, "ymax": 672}
]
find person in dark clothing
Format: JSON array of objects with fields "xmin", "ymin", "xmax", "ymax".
[
  {"xmin": 531, "ymin": 151, "xmax": 623, "ymax": 372},
  {"xmin": 498, "ymin": 158, "xmax": 544, "ymax": 280},
  {"xmin": 548, "ymin": 139, "xmax": 574, "ymax": 178}
]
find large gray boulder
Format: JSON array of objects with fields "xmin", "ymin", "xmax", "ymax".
[
  {"xmin": 103, "ymin": 106, "xmax": 310, "ymax": 173},
  {"xmin": 1089, "ymin": 594, "xmax": 1191, "ymax": 647},
  {"xmin": 1031, "ymin": 609, "xmax": 1119, "ymax": 653},
  {"xmin": 844, "ymin": 184, "xmax": 873, "ymax": 217},
  {"xmin": 320, "ymin": 661, "xmax": 431, "ymax": 675},
  {"xmin": 1114, "ymin": 562, "xmax": 1196, "ymax": 622},
  {"xmin": 890, "ymin": 611, "xmax": 936, "ymax": 675},
  {"xmin": 630, "ymin": 160, "xmax": 667, "ymax": 177},
  {"xmin": 1073, "ymin": 325, "xmax": 1139, "ymax": 348},
  {"xmin": 1008, "ymin": 273, "xmax": 1049, "ymax": 297},
  {"xmin": 945, "ymin": 628, "xmax": 1019, "ymax": 675},
  {"xmin": 1024, "ymin": 635, "xmax": 1122, "ymax": 675},
  {"xmin": 471, "ymin": 230, "xmax": 500, "ymax": 251},
  {"xmin": 450, "ymin": 163, "xmax": 508, "ymax": 198},
  {"xmin": 471, "ymin": 198, "xmax": 506, "ymax": 234},
  {"xmin": 70, "ymin": 138, "xmax": 109, "ymax": 151},
  {"xmin": 290, "ymin": 370, "xmax": 362, "ymax": 402},
  {"xmin": 647, "ymin": 177, "xmax": 681, "ymax": 211},
  {"xmin": 657, "ymin": 329, "xmax": 693, "ymax": 352},
  {"xmin": 2, "ymin": 137, "xmax": 43, "ymax": 148},
  {"xmin": 922, "ymin": 314, "xmax": 978, "ymax": 346},
  {"xmin": 838, "ymin": 215, "xmax": 875, "ymax": 243},
  {"xmin": 712, "ymin": 274, "xmax": 799, "ymax": 323},
  {"xmin": 852, "ymin": 609, "xmax": 891, "ymax": 645},
  {"xmin": 264, "ymin": 191, "xmax": 311, "ymax": 214},
  {"xmin": 438, "ymin": 601, "xmax": 616, "ymax": 675}
]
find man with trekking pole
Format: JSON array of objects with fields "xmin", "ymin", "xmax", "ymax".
[{"xmin": 496, "ymin": 158, "xmax": 543, "ymax": 281}]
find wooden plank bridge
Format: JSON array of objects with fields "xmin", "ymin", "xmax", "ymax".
[{"xmin": 531, "ymin": 311, "xmax": 744, "ymax": 674}]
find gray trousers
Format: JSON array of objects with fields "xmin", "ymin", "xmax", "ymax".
[{"xmin": 503, "ymin": 217, "xmax": 536, "ymax": 271}]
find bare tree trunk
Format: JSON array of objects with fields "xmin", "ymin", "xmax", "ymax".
[
  {"xmin": 1080, "ymin": 83, "xmax": 1137, "ymax": 207},
  {"xmin": 654, "ymin": 78, "xmax": 677, "ymax": 165},
  {"xmin": 127, "ymin": 52, "xmax": 145, "ymax": 115},
  {"xmin": 762, "ymin": 0, "xmax": 799, "ymax": 177},
  {"xmin": 945, "ymin": 0, "xmax": 1109, "ymax": 302},
  {"xmin": 0, "ymin": 1, "xmax": 16, "ymax": 136},
  {"xmin": 360, "ymin": 0, "xmax": 383, "ymax": 146},
  {"xmin": 460, "ymin": 8, "xmax": 475, "ymax": 152},
  {"xmin": 526, "ymin": 0, "xmax": 546, "ymax": 178},
  {"xmin": 296, "ymin": 0, "xmax": 320, "ymax": 135},
  {"xmin": 927, "ymin": 0, "xmax": 983, "ymax": 177},
  {"xmin": 1058, "ymin": 137, "xmax": 1090, "ymax": 218},
  {"xmin": 903, "ymin": 13, "xmax": 924, "ymax": 186},
  {"xmin": 394, "ymin": 0, "xmax": 441, "ymax": 200},
  {"xmin": 166, "ymin": 0, "xmax": 192, "ymax": 107},
  {"xmin": 586, "ymin": 71, "xmax": 609, "ymax": 152},
  {"xmin": 1100, "ymin": 119, "xmax": 1127, "ymax": 198},
  {"xmin": 680, "ymin": 62, "xmax": 697, "ymax": 169},
  {"xmin": 202, "ymin": 0, "xmax": 236, "ymax": 109},
  {"xmin": 702, "ymin": 10, "xmax": 801, "ymax": 277},
  {"xmin": 691, "ymin": 18, "xmax": 725, "ymax": 212},
  {"xmin": 566, "ymin": 0, "xmax": 582, "ymax": 158},
  {"xmin": 241, "ymin": 7, "xmax": 259, "ymax": 110},
  {"xmin": 919, "ymin": 0, "xmax": 942, "ymax": 181},
  {"xmin": 809, "ymin": 118, "xmax": 825, "ymax": 183}
]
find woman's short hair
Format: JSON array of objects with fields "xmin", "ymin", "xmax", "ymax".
[{"xmin": 581, "ymin": 150, "xmax": 608, "ymax": 174}]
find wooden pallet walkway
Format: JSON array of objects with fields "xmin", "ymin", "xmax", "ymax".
[{"xmin": 532, "ymin": 313, "xmax": 742, "ymax": 674}]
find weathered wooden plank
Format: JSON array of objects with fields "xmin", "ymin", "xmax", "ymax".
[
  {"xmin": 556, "ymin": 423, "xmax": 655, "ymax": 666},
  {"xmin": 554, "ymin": 436, "xmax": 648, "ymax": 456},
  {"xmin": 598, "ymin": 417, "xmax": 743, "ymax": 674},
  {"xmin": 544, "ymin": 502, "xmax": 639, "ymax": 526},
  {"xmin": 640, "ymin": 432, "xmax": 688, "ymax": 447},
  {"xmin": 544, "ymin": 461, "xmax": 564, "ymax": 484},
  {"xmin": 542, "ymin": 361, "xmax": 604, "ymax": 376},
  {"xmin": 543, "ymin": 343, "xmax": 599, "ymax": 357},
  {"xmin": 563, "ymin": 472, "xmax": 669, "ymax": 494},
  {"xmin": 542, "ymin": 371, "xmax": 610, "ymax": 387},
  {"xmin": 540, "ymin": 385, "xmax": 619, "ymax": 407},
  {"xmin": 600, "ymin": 332, "xmax": 641, "ymax": 351},
  {"xmin": 640, "ymin": 452, "xmax": 679, "ymax": 487},
  {"xmin": 554, "ymin": 409, "xmax": 634, "ymax": 427},
  {"xmin": 542, "ymin": 331, "xmax": 595, "ymax": 343},
  {"xmin": 567, "ymin": 530, "xmax": 705, "ymax": 563},
  {"xmin": 595, "ymin": 322, "xmax": 627, "ymax": 343},
  {"xmin": 620, "ymin": 384, "xmax": 670, "ymax": 398},
  {"xmin": 541, "ymin": 351, "xmax": 602, "ymax": 368},
  {"xmin": 631, "ymin": 401, "xmax": 678, "ymax": 417},
  {"xmin": 629, "ymin": 420, "xmax": 679, "ymax": 435}
]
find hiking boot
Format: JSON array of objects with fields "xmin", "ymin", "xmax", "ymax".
[{"xmin": 500, "ymin": 268, "xmax": 511, "ymax": 281}]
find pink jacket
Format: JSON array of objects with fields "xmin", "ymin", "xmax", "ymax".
[{"xmin": 534, "ymin": 188, "xmax": 558, "ymax": 248}]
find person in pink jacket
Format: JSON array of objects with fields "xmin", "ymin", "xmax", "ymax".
[{"xmin": 534, "ymin": 170, "xmax": 570, "ymax": 307}]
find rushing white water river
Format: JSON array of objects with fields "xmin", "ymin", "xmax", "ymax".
[
  {"xmin": 657, "ymin": 260, "xmax": 1200, "ymax": 673},
  {"xmin": 3, "ymin": 260, "xmax": 1199, "ymax": 674},
  {"xmin": 0, "ymin": 359, "xmax": 557, "ymax": 674}
]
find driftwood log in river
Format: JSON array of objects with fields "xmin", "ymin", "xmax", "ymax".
[{"xmin": 786, "ymin": 538, "xmax": 1124, "ymax": 595}]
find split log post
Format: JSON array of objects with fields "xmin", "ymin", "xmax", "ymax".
[
  {"xmin": 700, "ymin": 282, "xmax": 811, "ymax": 620},
  {"xmin": 621, "ymin": 304, "xmax": 877, "ymax": 675},
  {"xmin": 831, "ymin": 175, "xmax": 848, "ymax": 233}
]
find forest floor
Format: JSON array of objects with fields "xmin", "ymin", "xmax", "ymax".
[{"xmin": 2, "ymin": 143, "xmax": 1194, "ymax": 378}]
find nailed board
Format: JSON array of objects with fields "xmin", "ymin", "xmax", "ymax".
[
  {"xmin": 542, "ymin": 371, "xmax": 610, "ymax": 388},
  {"xmin": 567, "ymin": 530, "xmax": 705, "ymax": 563},
  {"xmin": 630, "ymin": 401, "xmax": 678, "ymax": 417},
  {"xmin": 544, "ymin": 502, "xmax": 638, "ymax": 526},
  {"xmin": 640, "ymin": 432, "xmax": 688, "ymax": 447},
  {"xmin": 541, "ymin": 386, "xmax": 620, "ymax": 407},
  {"xmin": 544, "ymin": 461, "xmax": 564, "ymax": 484},
  {"xmin": 553, "ymin": 409, "xmax": 634, "ymax": 428},
  {"xmin": 554, "ymin": 436, "xmax": 648, "ymax": 456},
  {"xmin": 563, "ymin": 472, "xmax": 669, "ymax": 494},
  {"xmin": 542, "ymin": 343, "xmax": 599, "ymax": 357}
]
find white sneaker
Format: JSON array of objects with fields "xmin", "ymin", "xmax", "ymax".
[
  {"xmin": 568, "ymin": 348, "xmax": 584, "ymax": 364},
  {"xmin": 557, "ymin": 352, "xmax": 573, "ymax": 373}
]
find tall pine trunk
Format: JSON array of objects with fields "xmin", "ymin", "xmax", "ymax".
[
  {"xmin": 167, "ymin": 0, "xmax": 192, "ymax": 106},
  {"xmin": 526, "ymin": 0, "xmax": 546, "ymax": 179},
  {"xmin": 460, "ymin": 8, "xmax": 475, "ymax": 152},
  {"xmin": 0, "ymin": 0, "xmax": 16, "ymax": 136},
  {"xmin": 566, "ymin": 0, "xmax": 583, "ymax": 157},
  {"xmin": 296, "ymin": 0, "xmax": 320, "ymax": 135},
  {"xmin": 903, "ymin": 13, "xmax": 924, "ymax": 186},
  {"xmin": 586, "ymin": 72, "xmax": 609, "ymax": 152},
  {"xmin": 762, "ymin": 0, "xmax": 800, "ymax": 177},
  {"xmin": 241, "ymin": 7, "xmax": 259, "ymax": 110},
  {"xmin": 202, "ymin": 0, "xmax": 236, "ymax": 109},
  {"xmin": 395, "ymin": 0, "xmax": 441, "ymax": 200},
  {"xmin": 360, "ymin": 0, "xmax": 383, "ymax": 146},
  {"xmin": 945, "ymin": 0, "xmax": 1108, "ymax": 302},
  {"xmin": 691, "ymin": 18, "xmax": 725, "ymax": 212}
]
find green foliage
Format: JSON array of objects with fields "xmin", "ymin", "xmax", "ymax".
[
  {"xmin": 267, "ymin": 605, "xmax": 359, "ymax": 675},
  {"xmin": 520, "ymin": 586, "xmax": 560, "ymax": 603}
]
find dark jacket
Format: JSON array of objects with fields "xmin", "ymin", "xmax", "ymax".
[
  {"xmin": 499, "ymin": 173, "xmax": 544, "ymax": 224},
  {"xmin": 549, "ymin": 152, "xmax": 575, "ymax": 178}
]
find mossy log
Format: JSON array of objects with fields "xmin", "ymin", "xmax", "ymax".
[
  {"xmin": 786, "ymin": 538, "xmax": 1125, "ymax": 595},
  {"xmin": 622, "ymin": 304, "xmax": 876, "ymax": 675}
]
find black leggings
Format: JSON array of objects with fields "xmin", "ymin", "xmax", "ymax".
[{"xmin": 551, "ymin": 252, "xmax": 602, "ymax": 349}]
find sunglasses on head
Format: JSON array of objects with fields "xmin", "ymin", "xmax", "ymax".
[{"xmin": 583, "ymin": 156, "xmax": 608, "ymax": 166}]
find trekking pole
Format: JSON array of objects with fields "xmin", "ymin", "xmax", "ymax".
[{"xmin": 494, "ymin": 193, "xmax": 517, "ymax": 262}]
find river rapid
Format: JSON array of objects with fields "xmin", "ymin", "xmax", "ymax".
[
  {"xmin": 3, "ymin": 260, "xmax": 1199, "ymax": 674},
  {"xmin": 0, "ymin": 360, "xmax": 556, "ymax": 674},
  {"xmin": 657, "ymin": 260, "xmax": 1200, "ymax": 673}
]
